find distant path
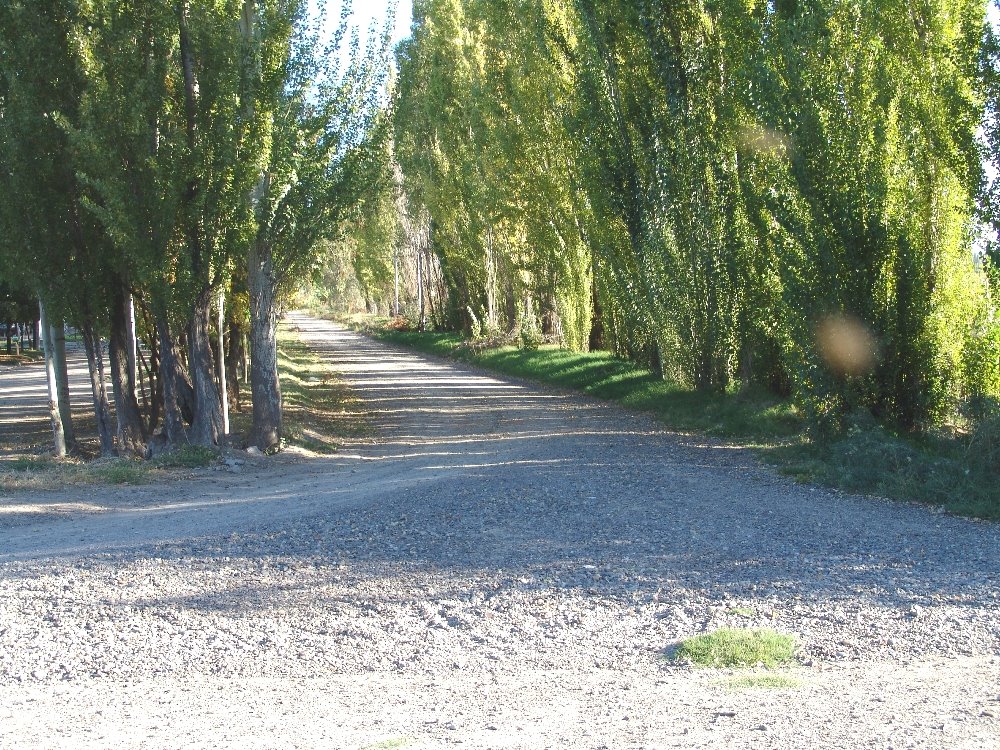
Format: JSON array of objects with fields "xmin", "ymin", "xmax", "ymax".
[
  {"xmin": 0, "ymin": 312, "xmax": 997, "ymax": 749},
  {"xmin": 0, "ymin": 343, "xmax": 95, "ymax": 454}
]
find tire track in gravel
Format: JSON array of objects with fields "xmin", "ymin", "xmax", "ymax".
[{"xmin": 1, "ymin": 312, "xmax": 999, "ymax": 749}]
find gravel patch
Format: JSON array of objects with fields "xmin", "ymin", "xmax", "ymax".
[{"xmin": 1, "ymin": 313, "xmax": 998, "ymax": 748}]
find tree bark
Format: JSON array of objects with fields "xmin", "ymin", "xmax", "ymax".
[
  {"xmin": 109, "ymin": 287, "xmax": 147, "ymax": 458},
  {"xmin": 81, "ymin": 319, "xmax": 115, "ymax": 457},
  {"xmin": 248, "ymin": 238, "xmax": 282, "ymax": 452},
  {"xmin": 49, "ymin": 318, "xmax": 75, "ymax": 450},
  {"xmin": 38, "ymin": 300, "xmax": 67, "ymax": 458},
  {"xmin": 156, "ymin": 315, "xmax": 190, "ymax": 445},
  {"xmin": 187, "ymin": 287, "xmax": 223, "ymax": 446},
  {"xmin": 217, "ymin": 290, "xmax": 229, "ymax": 436}
]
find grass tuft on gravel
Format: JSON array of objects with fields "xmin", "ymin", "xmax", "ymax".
[
  {"xmin": 363, "ymin": 739, "xmax": 412, "ymax": 750},
  {"xmin": 673, "ymin": 628, "xmax": 797, "ymax": 668},
  {"xmin": 342, "ymin": 316, "xmax": 1000, "ymax": 520}
]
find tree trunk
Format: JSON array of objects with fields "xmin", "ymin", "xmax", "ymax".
[
  {"xmin": 588, "ymin": 273, "xmax": 604, "ymax": 352},
  {"xmin": 187, "ymin": 287, "xmax": 223, "ymax": 446},
  {"xmin": 248, "ymin": 239, "xmax": 282, "ymax": 452},
  {"xmin": 81, "ymin": 319, "xmax": 115, "ymax": 456},
  {"xmin": 109, "ymin": 287, "xmax": 147, "ymax": 458},
  {"xmin": 217, "ymin": 290, "xmax": 229, "ymax": 436},
  {"xmin": 38, "ymin": 300, "xmax": 67, "ymax": 457},
  {"xmin": 127, "ymin": 294, "xmax": 139, "ymax": 393},
  {"xmin": 49, "ymin": 316, "xmax": 75, "ymax": 451},
  {"xmin": 156, "ymin": 315, "xmax": 188, "ymax": 445},
  {"xmin": 416, "ymin": 240, "xmax": 425, "ymax": 331}
]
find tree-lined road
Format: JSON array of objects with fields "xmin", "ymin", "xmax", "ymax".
[{"xmin": 0, "ymin": 313, "xmax": 998, "ymax": 749}]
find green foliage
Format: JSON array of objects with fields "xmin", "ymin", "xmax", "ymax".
[
  {"xmin": 967, "ymin": 414, "xmax": 1000, "ymax": 474},
  {"xmin": 388, "ymin": 0, "xmax": 998, "ymax": 440},
  {"xmin": 673, "ymin": 628, "xmax": 797, "ymax": 669}
]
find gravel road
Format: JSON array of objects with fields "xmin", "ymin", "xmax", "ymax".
[{"xmin": 1, "ymin": 312, "xmax": 998, "ymax": 749}]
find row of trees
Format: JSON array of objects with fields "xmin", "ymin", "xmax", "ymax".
[
  {"xmin": 376, "ymin": 0, "xmax": 1000, "ymax": 433},
  {"xmin": 0, "ymin": 1, "xmax": 389, "ymax": 456}
]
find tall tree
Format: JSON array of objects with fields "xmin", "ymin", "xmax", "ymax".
[{"xmin": 248, "ymin": 2, "xmax": 391, "ymax": 451}]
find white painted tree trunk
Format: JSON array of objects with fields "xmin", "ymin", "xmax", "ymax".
[{"xmin": 217, "ymin": 289, "xmax": 229, "ymax": 436}]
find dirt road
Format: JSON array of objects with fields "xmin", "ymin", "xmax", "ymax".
[
  {"xmin": 0, "ymin": 313, "xmax": 998, "ymax": 749},
  {"xmin": 0, "ymin": 343, "xmax": 96, "ymax": 453}
]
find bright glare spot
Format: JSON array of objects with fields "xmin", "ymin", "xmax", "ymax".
[{"xmin": 815, "ymin": 314, "xmax": 878, "ymax": 376}]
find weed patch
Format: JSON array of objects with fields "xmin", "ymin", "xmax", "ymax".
[
  {"xmin": 2, "ymin": 456, "xmax": 53, "ymax": 472},
  {"xmin": 153, "ymin": 445, "xmax": 218, "ymax": 468},
  {"xmin": 89, "ymin": 460, "xmax": 148, "ymax": 485},
  {"xmin": 673, "ymin": 628, "xmax": 797, "ymax": 668}
]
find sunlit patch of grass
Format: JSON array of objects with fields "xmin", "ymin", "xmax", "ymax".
[
  {"xmin": 0, "ymin": 349, "xmax": 43, "ymax": 366},
  {"xmin": 672, "ymin": 628, "xmax": 797, "ymax": 669},
  {"xmin": 1, "ymin": 455, "xmax": 152, "ymax": 491}
]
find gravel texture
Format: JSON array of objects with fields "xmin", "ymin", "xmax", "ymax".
[{"xmin": 1, "ymin": 312, "xmax": 999, "ymax": 749}]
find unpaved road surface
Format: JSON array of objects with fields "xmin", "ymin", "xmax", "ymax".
[
  {"xmin": 1, "ymin": 313, "xmax": 998, "ymax": 749},
  {"xmin": 0, "ymin": 343, "xmax": 97, "ymax": 453}
]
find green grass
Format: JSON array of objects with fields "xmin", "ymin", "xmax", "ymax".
[
  {"xmin": 673, "ymin": 628, "xmax": 797, "ymax": 668},
  {"xmin": 89, "ymin": 459, "xmax": 149, "ymax": 485},
  {"xmin": 152, "ymin": 445, "xmax": 218, "ymax": 468},
  {"xmin": 717, "ymin": 673, "xmax": 801, "ymax": 690},
  {"xmin": 3, "ymin": 456, "xmax": 53, "ymax": 472},
  {"xmin": 348, "ymin": 318, "xmax": 1000, "ymax": 520},
  {"xmin": 726, "ymin": 606, "xmax": 754, "ymax": 618}
]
